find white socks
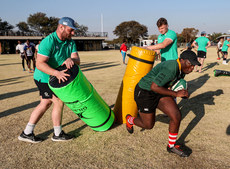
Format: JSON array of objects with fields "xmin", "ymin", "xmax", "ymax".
[{"xmin": 24, "ymin": 123, "xmax": 35, "ymax": 135}]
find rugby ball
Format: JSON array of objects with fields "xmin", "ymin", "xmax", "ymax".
[{"xmin": 171, "ymin": 79, "xmax": 187, "ymax": 92}]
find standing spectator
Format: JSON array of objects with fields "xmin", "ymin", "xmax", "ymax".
[
  {"xmin": 221, "ymin": 37, "xmax": 230, "ymax": 65},
  {"xmin": 18, "ymin": 17, "xmax": 80, "ymax": 143},
  {"xmin": 180, "ymin": 42, "xmax": 193, "ymax": 52},
  {"xmin": 16, "ymin": 40, "xmax": 26, "ymax": 71},
  {"xmin": 120, "ymin": 39, "xmax": 128, "ymax": 64},
  {"xmin": 35, "ymin": 40, "xmax": 42, "ymax": 60},
  {"xmin": 217, "ymin": 37, "xmax": 224, "ymax": 60},
  {"xmin": 192, "ymin": 31, "xmax": 211, "ymax": 73},
  {"xmin": 24, "ymin": 39, "xmax": 36, "ymax": 73},
  {"xmin": 145, "ymin": 18, "xmax": 178, "ymax": 62},
  {"xmin": 143, "ymin": 41, "xmax": 148, "ymax": 47}
]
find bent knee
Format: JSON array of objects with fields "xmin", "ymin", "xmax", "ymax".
[
  {"xmin": 143, "ymin": 122, "xmax": 155, "ymax": 129},
  {"xmin": 170, "ymin": 111, "xmax": 181, "ymax": 123}
]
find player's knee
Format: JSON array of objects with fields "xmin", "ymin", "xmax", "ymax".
[
  {"xmin": 44, "ymin": 101, "xmax": 52, "ymax": 109},
  {"xmin": 143, "ymin": 121, "xmax": 155, "ymax": 129},
  {"xmin": 171, "ymin": 111, "xmax": 181, "ymax": 124}
]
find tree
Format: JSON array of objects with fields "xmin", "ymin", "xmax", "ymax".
[
  {"xmin": 16, "ymin": 22, "xmax": 31, "ymax": 33},
  {"xmin": 27, "ymin": 12, "xmax": 88, "ymax": 36},
  {"xmin": 27, "ymin": 12, "xmax": 60, "ymax": 35},
  {"xmin": 27, "ymin": 12, "xmax": 49, "ymax": 34},
  {"xmin": 40, "ymin": 16, "xmax": 59, "ymax": 35},
  {"xmin": 0, "ymin": 17, "xmax": 14, "ymax": 30},
  {"xmin": 113, "ymin": 21, "xmax": 148, "ymax": 43},
  {"xmin": 75, "ymin": 24, "xmax": 88, "ymax": 36},
  {"xmin": 179, "ymin": 28, "xmax": 199, "ymax": 43}
]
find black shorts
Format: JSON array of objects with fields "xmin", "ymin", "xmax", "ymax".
[
  {"xmin": 134, "ymin": 84, "xmax": 165, "ymax": 113},
  {"xmin": 27, "ymin": 56, "xmax": 34, "ymax": 60},
  {"xmin": 20, "ymin": 54, "xmax": 25, "ymax": 59},
  {"xmin": 34, "ymin": 80, "xmax": 56, "ymax": 99},
  {"xmin": 197, "ymin": 51, "xmax": 206, "ymax": 58},
  {"xmin": 223, "ymin": 51, "xmax": 228, "ymax": 55}
]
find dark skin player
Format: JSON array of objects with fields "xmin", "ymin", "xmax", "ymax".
[{"xmin": 133, "ymin": 58, "xmax": 193, "ymax": 134}]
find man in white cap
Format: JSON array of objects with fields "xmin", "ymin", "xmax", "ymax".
[
  {"xmin": 221, "ymin": 37, "xmax": 230, "ymax": 65},
  {"xmin": 192, "ymin": 31, "xmax": 211, "ymax": 73},
  {"xmin": 18, "ymin": 17, "xmax": 80, "ymax": 143}
]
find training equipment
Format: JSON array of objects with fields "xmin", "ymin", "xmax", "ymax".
[
  {"xmin": 113, "ymin": 46, "xmax": 156, "ymax": 123},
  {"xmin": 171, "ymin": 79, "xmax": 187, "ymax": 92},
  {"xmin": 214, "ymin": 69, "xmax": 230, "ymax": 77},
  {"xmin": 49, "ymin": 64, "xmax": 115, "ymax": 132}
]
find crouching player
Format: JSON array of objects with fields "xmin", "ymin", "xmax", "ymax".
[{"xmin": 126, "ymin": 50, "xmax": 200, "ymax": 157}]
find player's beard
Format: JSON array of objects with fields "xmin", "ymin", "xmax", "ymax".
[{"xmin": 61, "ymin": 31, "xmax": 72, "ymax": 40}]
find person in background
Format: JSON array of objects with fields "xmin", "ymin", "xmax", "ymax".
[
  {"xmin": 192, "ymin": 31, "xmax": 211, "ymax": 73},
  {"xmin": 144, "ymin": 18, "xmax": 178, "ymax": 62},
  {"xmin": 18, "ymin": 17, "xmax": 80, "ymax": 143},
  {"xmin": 24, "ymin": 39, "xmax": 36, "ymax": 73},
  {"xmin": 221, "ymin": 37, "xmax": 230, "ymax": 65},
  {"xmin": 180, "ymin": 42, "xmax": 193, "ymax": 52},
  {"xmin": 120, "ymin": 39, "xmax": 128, "ymax": 64},
  {"xmin": 16, "ymin": 40, "xmax": 26, "ymax": 71},
  {"xmin": 216, "ymin": 37, "xmax": 224, "ymax": 60},
  {"xmin": 35, "ymin": 40, "xmax": 42, "ymax": 60}
]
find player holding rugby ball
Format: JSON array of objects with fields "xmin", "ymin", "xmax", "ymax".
[{"xmin": 126, "ymin": 50, "xmax": 200, "ymax": 157}]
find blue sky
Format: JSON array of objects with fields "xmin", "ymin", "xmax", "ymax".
[{"xmin": 0, "ymin": 0, "xmax": 229, "ymax": 39}]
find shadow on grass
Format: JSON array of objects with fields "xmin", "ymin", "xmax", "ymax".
[
  {"xmin": 177, "ymin": 89, "xmax": 223, "ymax": 144},
  {"xmin": 0, "ymin": 87, "xmax": 37, "ymax": 100},
  {"xmin": 0, "ymin": 81, "xmax": 23, "ymax": 87},
  {"xmin": 37, "ymin": 118, "xmax": 88, "ymax": 140},
  {"xmin": 0, "ymin": 75, "xmax": 31, "ymax": 87},
  {"xmin": 0, "ymin": 62, "xmax": 21, "ymax": 66},
  {"xmin": 226, "ymin": 125, "xmax": 230, "ymax": 135},
  {"xmin": 0, "ymin": 101, "xmax": 40, "ymax": 118},
  {"xmin": 80, "ymin": 61, "xmax": 120, "ymax": 72},
  {"xmin": 202, "ymin": 61, "xmax": 219, "ymax": 72}
]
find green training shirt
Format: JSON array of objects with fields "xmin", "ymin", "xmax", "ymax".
[
  {"xmin": 34, "ymin": 32, "xmax": 77, "ymax": 83},
  {"xmin": 157, "ymin": 29, "xmax": 178, "ymax": 62},
  {"xmin": 221, "ymin": 40, "xmax": 230, "ymax": 52},
  {"xmin": 194, "ymin": 36, "xmax": 210, "ymax": 52},
  {"xmin": 138, "ymin": 60, "xmax": 185, "ymax": 92}
]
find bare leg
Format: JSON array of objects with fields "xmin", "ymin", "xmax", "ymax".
[
  {"xmin": 133, "ymin": 112, "xmax": 155, "ymax": 129},
  {"xmin": 32, "ymin": 57, "xmax": 36, "ymax": 70},
  {"xmin": 51, "ymin": 95, "xmax": 64, "ymax": 126},
  {"xmin": 198, "ymin": 58, "xmax": 205, "ymax": 73},
  {"xmin": 157, "ymin": 97, "xmax": 181, "ymax": 133},
  {"xmin": 28, "ymin": 97, "xmax": 52, "ymax": 124}
]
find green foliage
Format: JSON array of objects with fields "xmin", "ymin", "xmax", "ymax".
[
  {"xmin": 75, "ymin": 25, "xmax": 88, "ymax": 36},
  {"xmin": 16, "ymin": 22, "xmax": 31, "ymax": 33},
  {"xmin": 113, "ymin": 21, "xmax": 148, "ymax": 43},
  {"xmin": 178, "ymin": 28, "xmax": 199, "ymax": 43},
  {"xmin": 0, "ymin": 17, "xmax": 14, "ymax": 30},
  {"xmin": 27, "ymin": 12, "xmax": 57, "ymax": 35}
]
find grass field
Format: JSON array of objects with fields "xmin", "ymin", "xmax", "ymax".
[{"xmin": 0, "ymin": 47, "xmax": 230, "ymax": 168}]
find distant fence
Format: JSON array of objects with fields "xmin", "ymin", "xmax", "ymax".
[{"xmin": 0, "ymin": 30, "xmax": 108, "ymax": 37}]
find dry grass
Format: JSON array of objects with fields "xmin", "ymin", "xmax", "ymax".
[{"xmin": 0, "ymin": 47, "xmax": 230, "ymax": 168}]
